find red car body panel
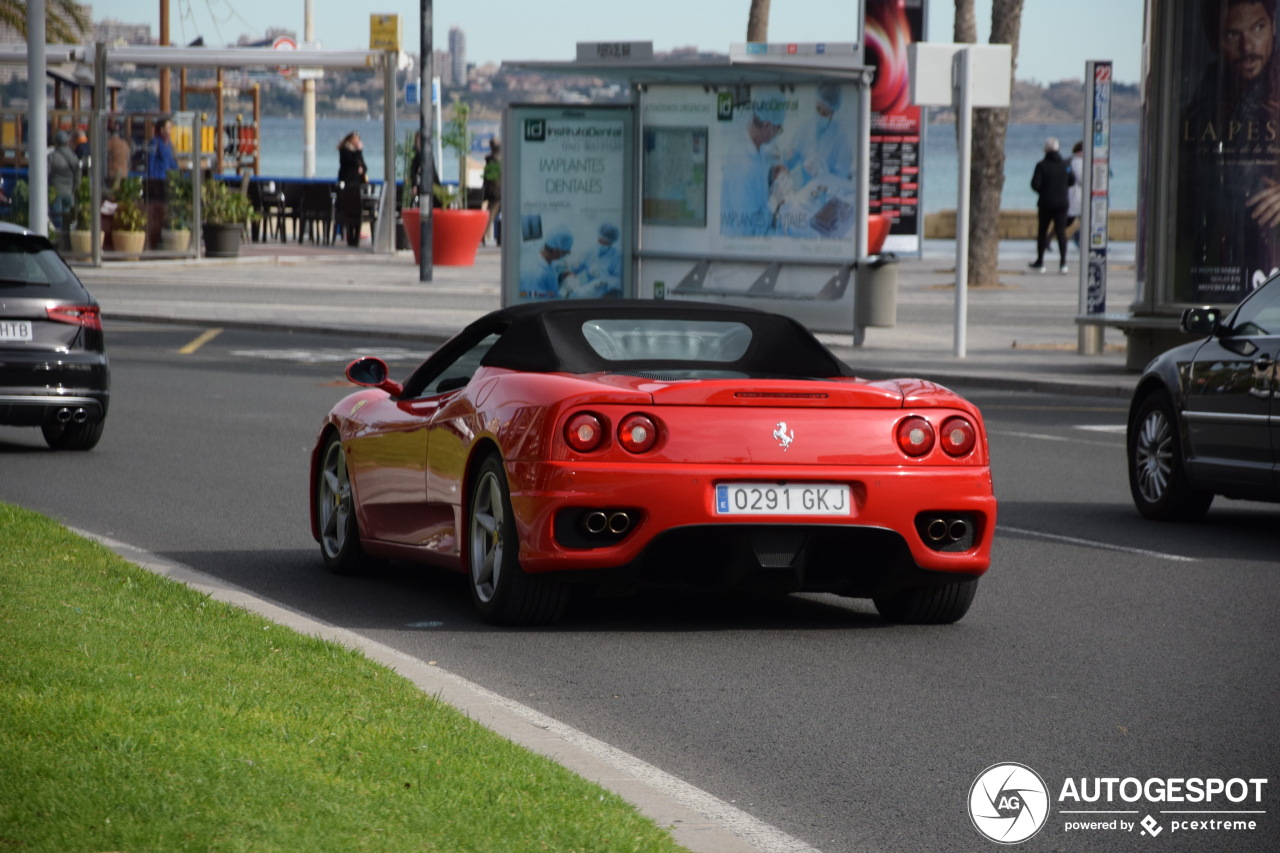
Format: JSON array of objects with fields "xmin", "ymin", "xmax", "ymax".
[{"xmin": 311, "ymin": 367, "xmax": 996, "ymax": 582}]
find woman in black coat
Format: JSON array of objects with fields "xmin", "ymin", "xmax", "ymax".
[{"xmin": 337, "ymin": 132, "xmax": 367, "ymax": 248}]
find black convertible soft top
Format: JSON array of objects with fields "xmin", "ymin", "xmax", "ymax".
[{"xmin": 474, "ymin": 299, "xmax": 854, "ymax": 378}]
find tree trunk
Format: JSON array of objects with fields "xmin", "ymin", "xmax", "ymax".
[
  {"xmin": 747, "ymin": 0, "xmax": 771, "ymax": 42},
  {"xmin": 954, "ymin": 0, "xmax": 977, "ymax": 43},
  {"xmin": 967, "ymin": 0, "xmax": 1023, "ymax": 287}
]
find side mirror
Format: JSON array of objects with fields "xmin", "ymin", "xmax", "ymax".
[
  {"xmin": 1180, "ymin": 306, "xmax": 1221, "ymax": 336},
  {"xmin": 346, "ymin": 357, "xmax": 404, "ymax": 397}
]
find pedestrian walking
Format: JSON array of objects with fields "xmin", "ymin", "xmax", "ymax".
[
  {"xmin": 1029, "ymin": 136, "xmax": 1074, "ymax": 274},
  {"xmin": 1066, "ymin": 140, "xmax": 1085, "ymax": 251},
  {"xmin": 481, "ymin": 138, "xmax": 501, "ymax": 246},
  {"xmin": 337, "ymin": 131, "xmax": 367, "ymax": 248}
]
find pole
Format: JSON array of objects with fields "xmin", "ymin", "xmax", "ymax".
[
  {"xmin": 419, "ymin": 0, "xmax": 433, "ymax": 281},
  {"xmin": 92, "ymin": 43, "xmax": 106, "ymax": 266},
  {"xmin": 380, "ymin": 50, "xmax": 396, "ymax": 253},
  {"xmin": 953, "ymin": 47, "xmax": 973, "ymax": 358},
  {"xmin": 303, "ymin": 0, "xmax": 316, "ymax": 178},
  {"xmin": 27, "ymin": 0, "xmax": 49, "ymax": 237},
  {"xmin": 159, "ymin": 0, "xmax": 170, "ymax": 112}
]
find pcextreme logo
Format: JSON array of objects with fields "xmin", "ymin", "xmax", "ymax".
[{"xmin": 969, "ymin": 764, "xmax": 1270, "ymax": 844}]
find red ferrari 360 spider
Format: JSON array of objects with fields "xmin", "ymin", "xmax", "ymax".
[{"xmin": 310, "ymin": 301, "xmax": 996, "ymax": 625}]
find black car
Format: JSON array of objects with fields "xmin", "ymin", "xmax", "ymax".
[
  {"xmin": 1127, "ymin": 274, "xmax": 1280, "ymax": 520},
  {"xmin": 0, "ymin": 222, "xmax": 109, "ymax": 450}
]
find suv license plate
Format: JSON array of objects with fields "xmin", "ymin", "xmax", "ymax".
[
  {"xmin": 0, "ymin": 320, "xmax": 32, "ymax": 342},
  {"xmin": 715, "ymin": 483, "xmax": 851, "ymax": 516}
]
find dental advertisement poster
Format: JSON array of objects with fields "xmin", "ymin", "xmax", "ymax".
[
  {"xmin": 507, "ymin": 107, "xmax": 632, "ymax": 303},
  {"xmin": 640, "ymin": 83, "xmax": 861, "ymax": 262}
]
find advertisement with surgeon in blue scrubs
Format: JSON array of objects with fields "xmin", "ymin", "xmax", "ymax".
[{"xmin": 715, "ymin": 83, "xmax": 860, "ymax": 252}]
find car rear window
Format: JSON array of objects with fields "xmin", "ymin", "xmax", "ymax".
[
  {"xmin": 580, "ymin": 318, "xmax": 752, "ymax": 362},
  {"xmin": 0, "ymin": 233, "xmax": 84, "ymax": 296}
]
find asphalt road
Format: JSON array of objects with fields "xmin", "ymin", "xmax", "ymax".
[{"xmin": 3, "ymin": 322, "xmax": 1277, "ymax": 852}]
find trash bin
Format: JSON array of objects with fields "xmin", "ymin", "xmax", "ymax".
[{"xmin": 856, "ymin": 254, "xmax": 898, "ymax": 328}]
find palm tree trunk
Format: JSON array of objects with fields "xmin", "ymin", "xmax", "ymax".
[
  {"xmin": 747, "ymin": 0, "xmax": 771, "ymax": 41},
  {"xmin": 968, "ymin": 0, "xmax": 1023, "ymax": 287}
]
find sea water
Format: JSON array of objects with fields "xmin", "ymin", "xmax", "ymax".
[{"xmin": 255, "ymin": 115, "xmax": 1139, "ymax": 213}]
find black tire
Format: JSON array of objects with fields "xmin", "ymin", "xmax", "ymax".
[
  {"xmin": 1128, "ymin": 391, "xmax": 1213, "ymax": 521},
  {"xmin": 41, "ymin": 419, "xmax": 104, "ymax": 451},
  {"xmin": 874, "ymin": 579, "xmax": 978, "ymax": 624},
  {"xmin": 315, "ymin": 432, "xmax": 379, "ymax": 575},
  {"xmin": 468, "ymin": 454, "xmax": 569, "ymax": 626}
]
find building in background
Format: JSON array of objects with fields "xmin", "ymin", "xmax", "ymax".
[{"xmin": 449, "ymin": 26, "xmax": 466, "ymax": 87}]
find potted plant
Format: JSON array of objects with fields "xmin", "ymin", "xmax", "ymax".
[
  {"xmin": 161, "ymin": 169, "xmax": 193, "ymax": 253},
  {"xmin": 403, "ymin": 98, "xmax": 488, "ymax": 267},
  {"xmin": 69, "ymin": 175, "xmax": 100, "ymax": 256},
  {"xmin": 112, "ymin": 176, "xmax": 147, "ymax": 259},
  {"xmin": 201, "ymin": 178, "xmax": 257, "ymax": 258}
]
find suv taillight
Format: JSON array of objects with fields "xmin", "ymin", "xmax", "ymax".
[{"xmin": 47, "ymin": 304, "xmax": 102, "ymax": 331}]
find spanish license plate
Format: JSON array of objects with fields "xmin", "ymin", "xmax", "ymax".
[
  {"xmin": 0, "ymin": 320, "xmax": 32, "ymax": 342},
  {"xmin": 715, "ymin": 483, "xmax": 851, "ymax": 516}
]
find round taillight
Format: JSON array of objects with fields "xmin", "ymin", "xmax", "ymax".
[
  {"xmin": 896, "ymin": 416, "xmax": 935, "ymax": 457},
  {"xmin": 939, "ymin": 416, "xmax": 977, "ymax": 457},
  {"xmin": 618, "ymin": 413, "xmax": 658, "ymax": 453},
  {"xmin": 564, "ymin": 412, "xmax": 606, "ymax": 452}
]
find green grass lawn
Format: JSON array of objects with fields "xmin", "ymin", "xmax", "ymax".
[{"xmin": 0, "ymin": 502, "xmax": 690, "ymax": 852}]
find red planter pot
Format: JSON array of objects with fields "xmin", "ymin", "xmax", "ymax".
[{"xmin": 401, "ymin": 208, "xmax": 489, "ymax": 267}]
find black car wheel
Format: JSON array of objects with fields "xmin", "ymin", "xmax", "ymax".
[
  {"xmin": 468, "ymin": 453, "xmax": 569, "ymax": 625},
  {"xmin": 874, "ymin": 578, "xmax": 978, "ymax": 624},
  {"xmin": 41, "ymin": 419, "xmax": 104, "ymax": 451},
  {"xmin": 1128, "ymin": 392, "xmax": 1213, "ymax": 521},
  {"xmin": 315, "ymin": 432, "xmax": 379, "ymax": 574}
]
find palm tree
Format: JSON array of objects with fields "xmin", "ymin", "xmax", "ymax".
[
  {"xmin": 0, "ymin": 0, "xmax": 91, "ymax": 44},
  {"xmin": 747, "ymin": 0, "xmax": 770, "ymax": 41},
  {"xmin": 956, "ymin": 0, "xmax": 1024, "ymax": 287}
]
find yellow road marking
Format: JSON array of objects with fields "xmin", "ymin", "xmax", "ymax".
[{"xmin": 178, "ymin": 328, "xmax": 223, "ymax": 354}]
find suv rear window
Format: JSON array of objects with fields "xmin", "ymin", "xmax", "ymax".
[{"xmin": 0, "ymin": 233, "xmax": 85, "ymax": 296}]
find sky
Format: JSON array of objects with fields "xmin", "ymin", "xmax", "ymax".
[{"xmin": 96, "ymin": 0, "xmax": 1146, "ymax": 84}]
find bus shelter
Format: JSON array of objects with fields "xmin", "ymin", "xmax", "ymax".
[{"xmin": 501, "ymin": 45, "xmax": 894, "ymax": 342}]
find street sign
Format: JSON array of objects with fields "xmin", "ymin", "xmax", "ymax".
[
  {"xmin": 370, "ymin": 15, "xmax": 401, "ymax": 51},
  {"xmin": 272, "ymin": 36, "xmax": 296, "ymax": 77}
]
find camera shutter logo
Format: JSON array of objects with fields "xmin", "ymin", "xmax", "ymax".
[{"xmin": 969, "ymin": 763, "xmax": 1050, "ymax": 844}]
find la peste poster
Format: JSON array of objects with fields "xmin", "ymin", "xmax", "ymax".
[{"xmin": 1176, "ymin": 0, "xmax": 1280, "ymax": 302}]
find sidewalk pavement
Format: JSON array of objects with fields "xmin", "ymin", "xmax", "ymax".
[{"xmin": 74, "ymin": 237, "xmax": 1144, "ymax": 400}]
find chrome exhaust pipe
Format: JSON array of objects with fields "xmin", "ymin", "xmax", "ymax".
[
  {"xmin": 607, "ymin": 512, "xmax": 631, "ymax": 534},
  {"xmin": 583, "ymin": 511, "xmax": 608, "ymax": 535},
  {"xmin": 72, "ymin": 408, "xmax": 88, "ymax": 424},
  {"xmin": 55, "ymin": 407, "xmax": 72, "ymax": 423},
  {"xmin": 925, "ymin": 518, "xmax": 948, "ymax": 542},
  {"xmin": 948, "ymin": 519, "xmax": 971, "ymax": 542}
]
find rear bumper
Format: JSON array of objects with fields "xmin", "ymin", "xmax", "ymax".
[
  {"xmin": 0, "ymin": 392, "xmax": 109, "ymax": 427},
  {"xmin": 506, "ymin": 460, "xmax": 996, "ymax": 591}
]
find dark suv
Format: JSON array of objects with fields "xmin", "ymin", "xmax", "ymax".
[{"xmin": 0, "ymin": 222, "xmax": 109, "ymax": 450}]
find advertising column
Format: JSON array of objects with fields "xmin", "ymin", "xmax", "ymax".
[
  {"xmin": 865, "ymin": 0, "xmax": 925, "ymax": 254},
  {"xmin": 503, "ymin": 106, "xmax": 632, "ymax": 304},
  {"xmin": 1173, "ymin": 0, "xmax": 1280, "ymax": 302}
]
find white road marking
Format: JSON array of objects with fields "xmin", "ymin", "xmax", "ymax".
[
  {"xmin": 993, "ymin": 429, "xmax": 1122, "ymax": 448},
  {"xmin": 229, "ymin": 347, "xmax": 433, "ymax": 363},
  {"xmin": 999, "ymin": 525, "xmax": 1197, "ymax": 562}
]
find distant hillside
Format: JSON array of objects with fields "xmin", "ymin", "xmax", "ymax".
[{"xmin": 929, "ymin": 79, "xmax": 1142, "ymax": 124}]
